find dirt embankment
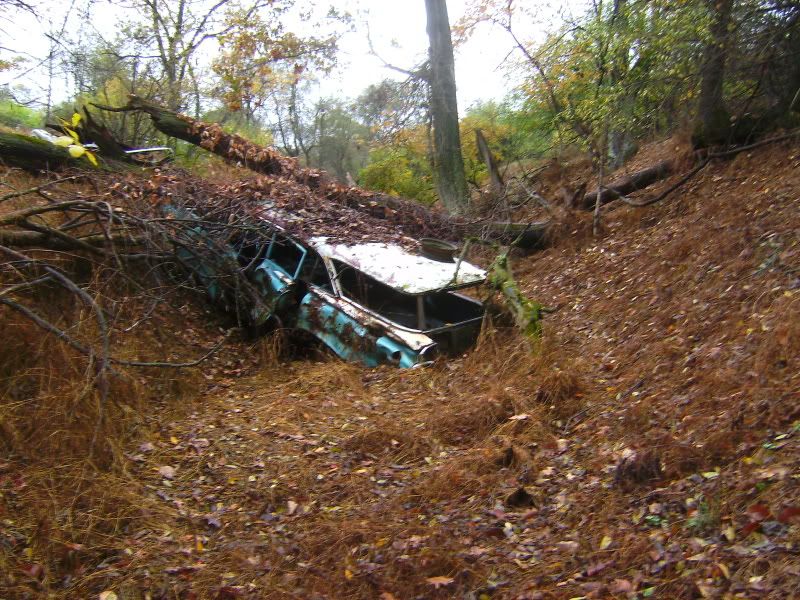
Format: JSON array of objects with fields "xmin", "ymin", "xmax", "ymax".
[{"xmin": 1, "ymin": 139, "xmax": 799, "ymax": 599}]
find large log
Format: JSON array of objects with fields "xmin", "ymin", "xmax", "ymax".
[
  {"xmin": 95, "ymin": 96, "xmax": 551, "ymax": 247},
  {"xmin": 484, "ymin": 221, "xmax": 550, "ymax": 250},
  {"xmin": 581, "ymin": 159, "xmax": 674, "ymax": 210},
  {"xmin": 95, "ymin": 95, "xmax": 306, "ymax": 178},
  {"xmin": 0, "ymin": 132, "xmax": 84, "ymax": 171}
]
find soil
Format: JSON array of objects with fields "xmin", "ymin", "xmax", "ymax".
[{"xmin": 1, "ymin": 138, "xmax": 799, "ymax": 599}]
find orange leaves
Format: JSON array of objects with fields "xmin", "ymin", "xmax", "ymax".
[{"xmin": 425, "ymin": 576, "xmax": 455, "ymax": 588}]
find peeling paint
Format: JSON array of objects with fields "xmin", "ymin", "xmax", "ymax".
[
  {"xmin": 182, "ymin": 207, "xmax": 487, "ymax": 367},
  {"xmin": 312, "ymin": 238, "xmax": 486, "ymax": 294}
]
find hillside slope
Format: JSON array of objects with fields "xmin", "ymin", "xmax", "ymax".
[{"xmin": 1, "ymin": 139, "xmax": 799, "ymax": 599}]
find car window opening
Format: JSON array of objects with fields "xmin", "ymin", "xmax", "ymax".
[
  {"xmin": 268, "ymin": 235, "xmax": 304, "ymax": 278},
  {"xmin": 332, "ymin": 260, "xmax": 483, "ymax": 331},
  {"xmin": 422, "ymin": 291, "xmax": 484, "ymax": 328},
  {"xmin": 298, "ymin": 249, "xmax": 333, "ymax": 291},
  {"xmin": 234, "ymin": 231, "xmax": 270, "ymax": 271}
]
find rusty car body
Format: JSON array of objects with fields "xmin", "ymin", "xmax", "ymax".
[{"xmin": 219, "ymin": 217, "xmax": 488, "ymax": 367}]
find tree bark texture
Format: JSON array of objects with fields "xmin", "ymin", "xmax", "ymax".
[
  {"xmin": 694, "ymin": 0, "xmax": 734, "ymax": 147},
  {"xmin": 475, "ymin": 129, "xmax": 504, "ymax": 194},
  {"xmin": 425, "ymin": 0, "xmax": 469, "ymax": 214},
  {"xmin": 581, "ymin": 159, "xmax": 674, "ymax": 210},
  {"xmin": 0, "ymin": 132, "xmax": 84, "ymax": 171}
]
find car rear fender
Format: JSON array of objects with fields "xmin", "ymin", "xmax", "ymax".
[{"xmin": 295, "ymin": 292, "xmax": 425, "ymax": 367}]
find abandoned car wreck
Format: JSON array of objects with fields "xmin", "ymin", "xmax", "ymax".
[{"xmin": 190, "ymin": 203, "xmax": 488, "ymax": 368}]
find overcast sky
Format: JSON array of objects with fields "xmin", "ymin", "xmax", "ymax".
[
  {"xmin": 1, "ymin": 0, "xmax": 581, "ymax": 114},
  {"xmin": 327, "ymin": 0, "xmax": 542, "ymax": 111}
]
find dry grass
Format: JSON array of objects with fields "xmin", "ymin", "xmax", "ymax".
[
  {"xmin": 0, "ymin": 295, "xmax": 210, "ymax": 596},
  {"xmin": 0, "ymin": 173, "xmax": 223, "ymax": 597},
  {"xmin": 2, "ymin": 139, "xmax": 799, "ymax": 599}
]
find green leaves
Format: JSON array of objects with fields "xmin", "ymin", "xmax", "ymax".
[
  {"xmin": 513, "ymin": 0, "xmax": 709, "ymax": 152},
  {"xmin": 211, "ymin": 2, "xmax": 347, "ymax": 118}
]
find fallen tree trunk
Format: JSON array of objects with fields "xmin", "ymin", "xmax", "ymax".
[
  {"xmin": 0, "ymin": 132, "xmax": 85, "ymax": 171},
  {"xmin": 484, "ymin": 221, "xmax": 550, "ymax": 250},
  {"xmin": 94, "ymin": 96, "xmax": 550, "ymax": 248},
  {"xmin": 94, "ymin": 96, "xmax": 463, "ymax": 236},
  {"xmin": 581, "ymin": 159, "xmax": 674, "ymax": 210},
  {"xmin": 95, "ymin": 96, "xmax": 292, "ymax": 176}
]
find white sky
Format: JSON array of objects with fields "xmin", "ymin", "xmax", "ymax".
[
  {"xmin": 0, "ymin": 0, "xmax": 583, "ymax": 114},
  {"xmin": 328, "ymin": 1, "xmax": 523, "ymax": 111}
]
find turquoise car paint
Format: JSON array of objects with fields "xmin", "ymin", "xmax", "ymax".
[
  {"xmin": 167, "ymin": 206, "xmax": 486, "ymax": 368},
  {"xmin": 295, "ymin": 292, "xmax": 424, "ymax": 368}
]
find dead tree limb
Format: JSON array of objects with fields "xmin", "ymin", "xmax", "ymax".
[
  {"xmin": 0, "ymin": 296, "xmax": 227, "ymax": 369},
  {"xmin": 581, "ymin": 160, "xmax": 675, "ymax": 210},
  {"xmin": 611, "ymin": 159, "xmax": 711, "ymax": 208},
  {"xmin": 0, "ymin": 229, "xmax": 142, "ymax": 250},
  {"xmin": 0, "ymin": 243, "xmax": 111, "ymax": 385},
  {"xmin": 92, "ymin": 96, "xmax": 556, "ymax": 247},
  {"xmin": 582, "ymin": 129, "xmax": 800, "ymax": 210},
  {"xmin": 475, "ymin": 129, "xmax": 504, "ymax": 194},
  {"xmin": 0, "ymin": 132, "xmax": 88, "ymax": 171},
  {"xmin": 0, "ymin": 176, "xmax": 88, "ymax": 205},
  {"xmin": 94, "ymin": 95, "xmax": 294, "ymax": 177},
  {"xmin": 607, "ymin": 129, "xmax": 800, "ymax": 208}
]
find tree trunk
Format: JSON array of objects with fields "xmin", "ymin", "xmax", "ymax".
[
  {"xmin": 605, "ymin": 0, "xmax": 635, "ymax": 171},
  {"xmin": 593, "ymin": 143, "xmax": 605, "ymax": 236},
  {"xmin": 0, "ymin": 132, "xmax": 87, "ymax": 171},
  {"xmin": 92, "ymin": 95, "xmax": 552, "ymax": 247},
  {"xmin": 475, "ymin": 129, "xmax": 504, "ymax": 194},
  {"xmin": 694, "ymin": 0, "xmax": 733, "ymax": 148},
  {"xmin": 425, "ymin": 0, "xmax": 469, "ymax": 214},
  {"xmin": 581, "ymin": 159, "xmax": 674, "ymax": 209}
]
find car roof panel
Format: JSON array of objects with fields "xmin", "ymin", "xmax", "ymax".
[{"xmin": 311, "ymin": 238, "xmax": 486, "ymax": 295}]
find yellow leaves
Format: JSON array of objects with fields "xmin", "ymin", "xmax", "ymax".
[
  {"xmin": 67, "ymin": 142, "xmax": 98, "ymax": 165},
  {"xmin": 599, "ymin": 535, "xmax": 613, "ymax": 550},
  {"xmin": 68, "ymin": 145, "xmax": 86, "ymax": 159},
  {"xmin": 44, "ymin": 120, "xmax": 98, "ymax": 167},
  {"xmin": 53, "ymin": 136, "xmax": 74, "ymax": 147},
  {"xmin": 99, "ymin": 592, "xmax": 118, "ymax": 600},
  {"xmin": 722, "ymin": 525, "xmax": 736, "ymax": 543}
]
